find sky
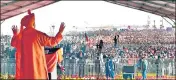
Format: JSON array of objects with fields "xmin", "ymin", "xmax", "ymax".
[{"xmin": 1, "ymin": 1, "xmax": 174, "ymax": 35}]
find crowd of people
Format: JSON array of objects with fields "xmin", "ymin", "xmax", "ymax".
[
  {"xmin": 65, "ymin": 29, "xmax": 175, "ymax": 44},
  {"xmin": 59, "ymin": 28, "xmax": 175, "ymax": 60},
  {"xmin": 1, "ymin": 28, "xmax": 175, "ymax": 60},
  {"xmin": 59, "ymin": 28, "xmax": 175, "ymax": 79}
]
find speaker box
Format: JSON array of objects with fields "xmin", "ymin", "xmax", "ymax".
[
  {"xmin": 122, "ymin": 66, "xmax": 135, "ymax": 79},
  {"xmin": 123, "ymin": 66, "xmax": 134, "ymax": 73}
]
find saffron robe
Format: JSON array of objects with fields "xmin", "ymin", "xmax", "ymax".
[
  {"xmin": 20, "ymin": 28, "xmax": 62, "ymax": 79},
  {"xmin": 11, "ymin": 34, "xmax": 22, "ymax": 79}
]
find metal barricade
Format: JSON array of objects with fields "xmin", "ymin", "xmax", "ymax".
[
  {"xmin": 62, "ymin": 58, "xmax": 175, "ymax": 78},
  {"xmin": 1, "ymin": 58, "xmax": 16, "ymax": 75},
  {"xmin": 0, "ymin": 58, "xmax": 175, "ymax": 79}
]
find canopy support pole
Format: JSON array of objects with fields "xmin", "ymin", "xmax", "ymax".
[
  {"xmin": 1, "ymin": 20, "xmax": 5, "ymax": 25},
  {"xmin": 162, "ymin": 17, "xmax": 175, "ymax": 27}
]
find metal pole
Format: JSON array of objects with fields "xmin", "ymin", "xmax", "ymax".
[
  {"xmin": 156, "ymin": 64, "xmax": 158, "ymax": 80},
  {"xmin": 162, "ymin": 17, "xmax": 174, "ymax": 27},
  {"xmin": 52, "ymin": 25, "xmax": 55, "ymax": 36},
  {"xmin": 1, "ymin": 20, "xmax": 5, "ymax": 25},
  {"xmin": 164, "ymin": 16, "xmax": 175, "ymax": 24}
]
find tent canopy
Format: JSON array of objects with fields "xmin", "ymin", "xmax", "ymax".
[
  {"xmin": 1, "ymin": 0, "xmax": 59, "ymax": 21},
  {"xmin": 1, "ymin": 0, "xmax": 175, "ymax": 21},
  {"xmin": 105, "ymin": 0, "xmax": 175, "ymax": 20}
]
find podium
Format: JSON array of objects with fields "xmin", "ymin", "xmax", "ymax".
[{"xmin": 122, "ymin": 66, "xmax": 135, "ymax": 79}]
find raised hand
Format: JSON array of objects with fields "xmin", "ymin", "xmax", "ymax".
[
  {"xmin": 12, "ymin": 25, "xmax": 19, "ymax": 36},
  {"xmin": 58, "ymin": 22, "xmax": 65, "ymax": 34}
]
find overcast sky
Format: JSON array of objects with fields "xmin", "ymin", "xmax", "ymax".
[{"xmin": 1, "ymin": 1, "xmax": 173, "ymax": 35}]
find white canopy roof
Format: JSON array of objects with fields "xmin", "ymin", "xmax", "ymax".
[
  {"xmin": 1, "ymin": 0, "xmax": 58, "ymax": 21},
  {"xmin": 105, "ymin": 0, "xmax": 175, "ymax": 20},
  {"xmin": 1, "ymin": 0, "xmax": 175, "ymax": 21}
]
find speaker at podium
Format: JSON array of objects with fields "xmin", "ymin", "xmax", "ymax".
[{"xmin": 122, "ymin": 66, "xmax": 135, "ymax": 79}]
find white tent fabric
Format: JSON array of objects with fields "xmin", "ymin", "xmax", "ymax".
[
  {"xmin": 1, "ymin": 0, "xmax": 59, "ymax": 21},
  {"xmin": 105, "ymin": 0, "xmax": 175, "ymax": 20},
  {"xmin": 1, "ymin": 1, "xmax": 175, "ymax": 21}
]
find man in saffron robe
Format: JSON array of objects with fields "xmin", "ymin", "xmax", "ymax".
[
  {"xmin": 12, "ymin": 10, "xmax": 65, "ymax": 79},
  {"xmin": 11, "ymin": 16, "xmax": 27, "ymax": 79}
]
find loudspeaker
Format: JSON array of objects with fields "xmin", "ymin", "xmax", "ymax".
[
  {"xmin": 122, "ymin": 66, "xmax": 135, "ymax": 79},
  {"xmin": 123, "ymin": 66, "xmax": 134, "ymax": 73}
]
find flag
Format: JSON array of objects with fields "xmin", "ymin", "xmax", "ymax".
[
  {"xmin": 85, "ymin": 32, "xmax": 89, "ymax": 42},
  {"xmin": 85, "ymin": 33, "xmax": 90, "ymax": 47}
]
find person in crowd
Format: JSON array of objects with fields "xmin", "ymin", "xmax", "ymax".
[
  {"xmin": 155, "ymin": 55, "xmax": 162, "ymax": 79},
  {"xmin": 136, "ymin": 55, "xmax": 148, "ymax": 80},
  {"xmin": 99, "ymin": 39, "xmax": 104, "ymax": 53},
  {"xmin": 114, "ymin": 35, "xmax": 117, "ymax": 48},
  {"xmin": 105, "ymin": 55, "xmax": 115, "ymax": 79}
]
